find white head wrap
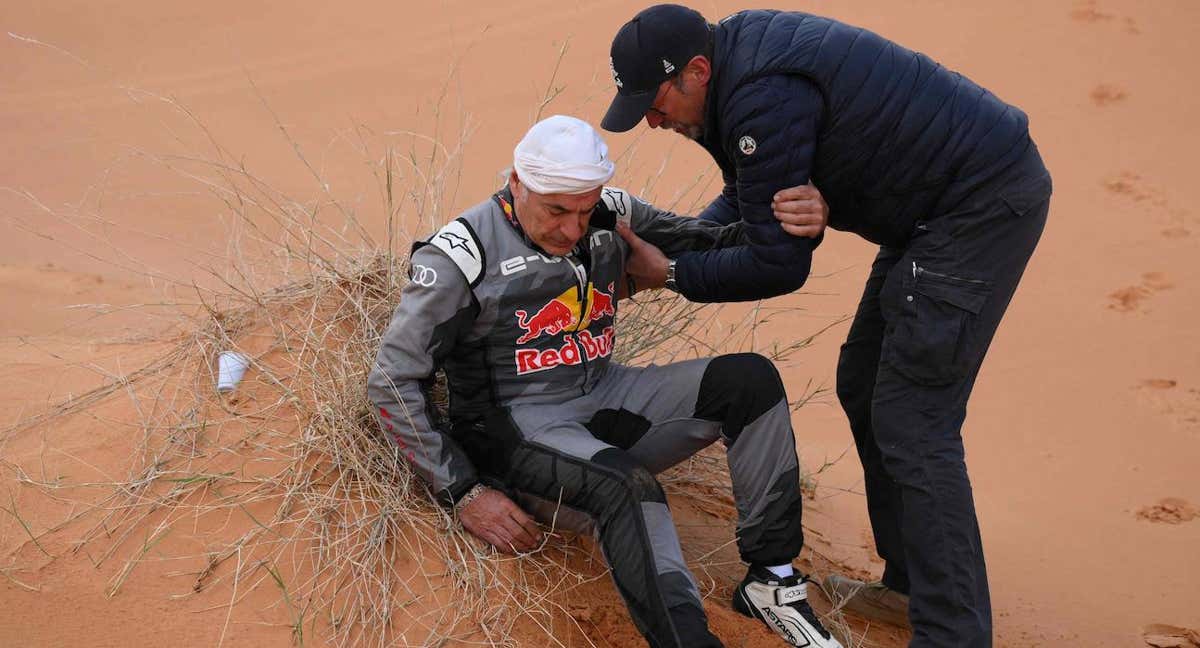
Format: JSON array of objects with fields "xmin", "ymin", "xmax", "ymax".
[{"xmin": 513, "ymin": 115, "xmax": 615, "ymax": 195}]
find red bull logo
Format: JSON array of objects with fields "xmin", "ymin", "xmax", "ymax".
[
  {"xmin": 515, "ymin": 299, "xmax": 574, "ymax": 344},
  {"xmin": 514, "ymin": 282, "xmax": 616, "ymax": 345},
  {"xmin": 587, "ymin": 282, "xmax": 616, "ymax": 321},
  {"xmin": 516, "ymin": 327, "xmax": 616, "ymax": 375},
  {"xmin": 513, "ymin": 281, "xmax": 617, "ymax": 375}
]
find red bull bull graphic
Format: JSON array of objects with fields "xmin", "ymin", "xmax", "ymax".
[
  {"xmin": 587, "ymin": 282, "xmax": 616, "ymax": 321},
  {"xmin": 514, "ymin": 282, "xmax": 616, "ymax": 345},
  {"xmin": 514, "ymin": 299, "xmax": 574, "ymax": 344},
  {"xmin": 516, "ymin": 326, "xmax": 616, "ymax": 375}
]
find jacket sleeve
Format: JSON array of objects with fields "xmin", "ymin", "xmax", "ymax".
[
  {"xmin": 696, "ymin": 169, "xmax": 739, "ymax": 224},
  {"xmin": 674, "ymin": 75, "xmax": 824, "ymax": 303},
  {"xmin": 367, "ymin": 245, "xmax": 481, "ymax": 509}
]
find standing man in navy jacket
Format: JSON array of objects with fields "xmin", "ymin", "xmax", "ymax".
[{"xmin": 603, "ymin": 5, "xmax": 1052, "ymax": 647}]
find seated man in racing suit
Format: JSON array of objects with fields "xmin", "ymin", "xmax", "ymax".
[{"xmin": 367, "ymin": 115, "xmax": 841, "ymax": 648}]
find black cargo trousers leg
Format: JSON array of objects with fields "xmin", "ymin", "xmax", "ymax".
[
  {"xmin": 479, "ymin": 353, "xmax": 804, "ymax": 648},
  {"xmin": 836, "ymin": 146, "xmax": 1052, "ymax": 647}
]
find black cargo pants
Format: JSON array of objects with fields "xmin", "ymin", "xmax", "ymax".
[{"xmin": 836, "ymin": 142, "xmax": 1052, "ymax": 647}]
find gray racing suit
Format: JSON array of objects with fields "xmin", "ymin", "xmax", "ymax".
[{"xmin": 367, "ymin": 187, "xmax": 805, "ymax": 648}]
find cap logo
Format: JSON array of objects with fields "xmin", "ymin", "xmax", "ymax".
[
  {"xmin": 738, "ymin": 135, "xmax": 757, "ymax": 156},
  {"xmin": 662, "ymin": 58, "xmax": 675, "ymax": 74},
  {"xmin": 610, "ymin": 57, "xmax": 623, "ymax": 88}
]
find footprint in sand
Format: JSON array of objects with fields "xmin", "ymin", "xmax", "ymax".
[
  {"xmin": 1132, "ymin": 376, "xmax": 1200, "ymax": 432},
  {"xmin": 1107, "ymin": 272, "xmax": 1172, "ymax": 312},
  {"xmin": 1108, "ymin": 285, "xmax": 1151, "ymax": 312},
  {"xmin": 1090, "ymin": 84, "xmax": 1128, "ymax": 107},
  {"xmin": 1071, "ymin": 0, "xmax": 1114, "ymax": 22},
  {"xmin": 1143, "ymin": 623, "xmax": 1200, "ymax": 647},
  {"xmin": 1135, "ymin": 379, "xmax": 1200, "ymax": 430},
  {"xmin": 1103, "ymin": 172, "xmax": 1194, "ymax": 237},
  {"xmin": 1141, "ymin": 272, "xmax": 1173, "ymax": 291},
  {"xmin": 1104, "ymin": 172, "xmax": 1167, "ymax": 206},
  {"xmin": 1136, "ymin": 498, "xmax": 1198, "ymax": 525},
  {"xmin": 1071, "ymin": 1, "xmax": 1140, "ymax": 33}
]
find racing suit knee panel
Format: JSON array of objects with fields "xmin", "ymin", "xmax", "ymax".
[{"xmin": 694, "ymin": 353, "xmax": 787, "ymax": 444}]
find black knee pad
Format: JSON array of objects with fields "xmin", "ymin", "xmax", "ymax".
[
  {"xmin": 706, "ymin": 353, "xmax": 783, "ymax": 397},
  {"xmin": 586, "ymin": 408, "xmax": 652, "ymax": 450},
  {"xmin": 696, "ymin": 353, "xmax": 785, "ymax": 443}
]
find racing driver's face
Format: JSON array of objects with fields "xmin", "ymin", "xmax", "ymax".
[{"xmin": 508, "ymin": 172, "xmax": 602, "ymax": 256}]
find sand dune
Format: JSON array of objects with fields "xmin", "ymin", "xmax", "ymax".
[{"xmin": 2, "ymin": 1, "xmax": 1198, "ymax": 646}]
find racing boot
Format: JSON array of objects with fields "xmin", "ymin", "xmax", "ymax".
[{"xmin": 733, "ymin": 565, "xmax": 843, "ymax": 648}]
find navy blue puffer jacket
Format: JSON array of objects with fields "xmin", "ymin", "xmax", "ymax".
[{"xmin": 674, "ymin": 10, "xmax": 1032, "ymax": 302}]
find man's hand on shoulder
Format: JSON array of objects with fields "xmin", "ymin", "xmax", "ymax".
[
  {"xmin": 615, "ymin": 220, "xmax": 670, "ymax": 292},
  {"xmin": 457, "ymin": 486, "xmax": 543, "ymax": 554},
  {"xmin": 772, "ymin": 182, "xmax": 828, "ymax": 238}
]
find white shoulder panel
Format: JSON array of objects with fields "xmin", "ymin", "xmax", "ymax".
[
  {"xmin": 600, "ymin": 186, "xmax": 635, "ymax": 225},
  {"xmin": 427, "ymin": 219, "xmax": 484, "ymax": 286}
]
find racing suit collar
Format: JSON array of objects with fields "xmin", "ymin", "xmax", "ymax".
[{"xmin": 493, "ymin": 186, "xmax": 539, "ymax": 252}]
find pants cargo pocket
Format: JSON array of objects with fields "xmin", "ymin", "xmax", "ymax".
[{"xmin": 887, "ymin": 263, "xmax": 992, "ymax": 386}]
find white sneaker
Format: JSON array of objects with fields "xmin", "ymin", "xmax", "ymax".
[{"xmin": 733, "ymin": 566, "xmax": 844, "ymax": 648}]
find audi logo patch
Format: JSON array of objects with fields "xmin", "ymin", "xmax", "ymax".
[{"xmin": 410, "ymin": 264, "xmax": 438, "ymax": 287}]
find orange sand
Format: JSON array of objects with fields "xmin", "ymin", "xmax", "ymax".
[{"xmin": 2, "ymin": 1, "xmax": 1198, "ymax": 646}]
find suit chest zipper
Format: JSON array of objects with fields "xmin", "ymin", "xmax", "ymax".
[{"xmin": 572, "ymin": 257, "xmax": 591, "ymax": 395}]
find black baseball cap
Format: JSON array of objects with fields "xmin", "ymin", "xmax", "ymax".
[{"xmin": 602, "ymin": 4, "xmax": 711, "ymax": 132}]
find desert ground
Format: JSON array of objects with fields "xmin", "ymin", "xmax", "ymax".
[{"xmin": 1, "ymin": 1, "xmax": 1198, "ymax": 646}]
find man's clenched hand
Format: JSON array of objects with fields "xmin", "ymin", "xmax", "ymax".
[
  {"xmin": 458, "ymin": 487, "xmax": 543, "ymax": 554},
  {"xmin": 772, "ymin": 182, "xmax": 829, "ymax": 238}
]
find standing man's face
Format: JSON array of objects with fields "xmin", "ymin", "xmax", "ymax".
[
  {"xmin": 508, "ymin": 173, "xmax": 602, "ymax": 256},
  {"xmin": 644, "ymin": 59, "xmax": 709, "ymax": 140}
]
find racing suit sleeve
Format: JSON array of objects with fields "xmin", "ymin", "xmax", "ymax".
[
  {"xmin": 628, "ymin": 194, "xmax": 744, "ymax": 255},
  {"xmin": 673, "ymin": 75, "xmax": 824, "ymax": 303},
  {"xmin": 596, "ymin": 186, "xmax": 743, "ymax": 266},
  {"xmin": 367, "ymin": 245, "xmax": 481, "ymax": 509}
]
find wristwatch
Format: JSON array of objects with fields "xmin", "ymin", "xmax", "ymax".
[
  {"xmin": 664, "ymin": 259, "xmax": 679, "ymax": 293},
  {"xmin": 454, "ymin": 483, "xmax": 489, "ymax": 512}
]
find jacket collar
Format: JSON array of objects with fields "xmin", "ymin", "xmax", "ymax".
[{"xmin": 699, "ymin": 25, "xmax": 723, "ymax": 148}]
